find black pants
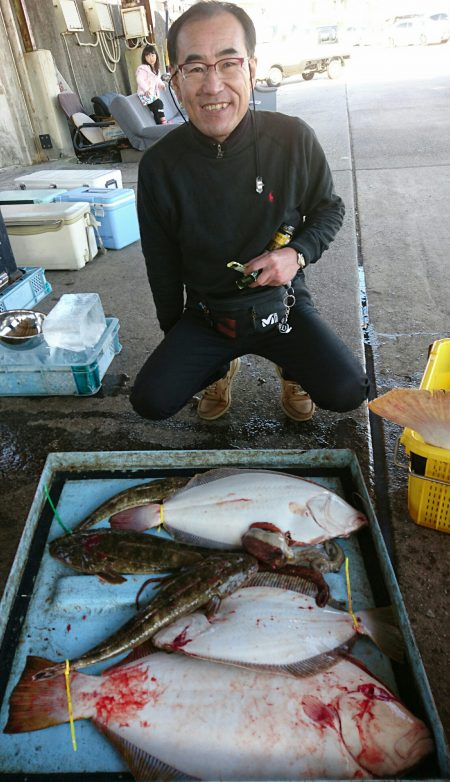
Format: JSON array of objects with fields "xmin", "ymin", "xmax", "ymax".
[
  {"xmin": 147, "ymin": 98, "xmax": 165, "ymax": 124},
  {"xmin": 130, "ymin": 281, "xmax": 369, "ymax": 420}
]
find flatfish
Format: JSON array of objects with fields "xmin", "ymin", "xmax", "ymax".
[{"xmin": 5, "ymin": 652, "xmax": 433, "ymax": 780}]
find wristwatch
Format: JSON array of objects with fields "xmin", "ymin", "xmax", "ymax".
[{"xmin": 296, "ymin": 252, "xmax": 306, "ymax": 269}]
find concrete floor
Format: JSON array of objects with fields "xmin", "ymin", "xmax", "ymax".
[{"xmin": 0, "ymin": 48, "xmax": 449, "ymax": 761}]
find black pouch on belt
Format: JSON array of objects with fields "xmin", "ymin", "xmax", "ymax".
[{"xmin": 198, "ymin": 285, "xmax": 288, "ymax": 339}]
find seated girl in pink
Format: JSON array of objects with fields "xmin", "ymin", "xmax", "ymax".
[{"xmin": 136, "ymin": 44, "xmax": 167, "ymax": 124}]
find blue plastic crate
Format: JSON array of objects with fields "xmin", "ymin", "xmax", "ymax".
[
  {"xmin": 0, "ymin": 266, "xmax": 52, "ymax": 312},
  {"xmin": 0, "ymin": 317, "xmax": 121, "ymax": 396}
]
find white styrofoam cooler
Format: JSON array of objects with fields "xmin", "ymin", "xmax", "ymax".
[
  {"xmin": 14, "ymin": 169, "xmax": 122, "ymax": 190},
  {"xmin": 1, "ymin": 202, "xmax": 98, "ymax": 270},
  {"xmin": 0, "ymin": 189, "xmax": 68, "ymax": 204}
]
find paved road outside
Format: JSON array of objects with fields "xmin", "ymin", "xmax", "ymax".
[{"xmin": 0, "ymin": 43, "xmax": 449, "ymax": 752}]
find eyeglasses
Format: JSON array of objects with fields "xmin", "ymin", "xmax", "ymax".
[{"xmin": 177, "ymin": 57, "xmax": 248, "ymax": 81}]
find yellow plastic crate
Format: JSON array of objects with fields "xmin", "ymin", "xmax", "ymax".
[{"xmin": 399, "ymin": 338, "xmax": 450, "ymax": 532}]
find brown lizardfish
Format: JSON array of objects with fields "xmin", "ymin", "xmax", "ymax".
[
  {"xmin": 73, "ymin": 476, "xmax": 189, "ymax": 532},
  {"xmin": 34, "ymin": 552, "xmax": 259, "ymax": 680},
  {"xmin": 49, "ymin": 529, "xmax": 215, "ymax": 584}
]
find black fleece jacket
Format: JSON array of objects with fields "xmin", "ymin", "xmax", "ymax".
[{"xmin": 137, "ymin": 109, "xmax": 344, "ymax": 334}]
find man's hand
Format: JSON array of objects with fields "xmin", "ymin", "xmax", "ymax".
[{"xmin": 244, "ymin": 247, "xmax": 300, "ymax": 287}]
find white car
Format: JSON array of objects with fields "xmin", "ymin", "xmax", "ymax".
[
  {"xmin": 421, "ymin": 13, "xmax": 449, "ymax": 44},
  {"xmin": 256, "ymin": 32, "xmax": 350, "ymax": 86},
  {"xmin": 385, "ymin": 18, "xmax": 426, "ymax": 47},
  {"xmin": 385, "ymin": 14, "xmax": 449, "ymax": 47}
]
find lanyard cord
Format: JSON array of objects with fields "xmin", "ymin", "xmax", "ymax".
[
  {"xmin": 168, "ymin": 75, "xmax": 188, "ymax": 123},
  {"xmin": 249, "ymin": 68, "xmax": 264, "ymax": 194}
]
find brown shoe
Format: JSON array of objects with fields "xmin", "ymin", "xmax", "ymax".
[
  {"xmin": 276, "ymin": 366, "xmax": 315, "ymax": 421},
  {"xmin": 198, "ymin": 358, "xmax": 241, "ymax": 420}
]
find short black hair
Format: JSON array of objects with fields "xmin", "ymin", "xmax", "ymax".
[{"xmin": 167, "ymin": 1, "xmax": 256, "ymax": 66}]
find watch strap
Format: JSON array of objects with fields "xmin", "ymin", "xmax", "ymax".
[{"xmin": 296, "ymin": 252, "xmax": 306, "ymax": 269}]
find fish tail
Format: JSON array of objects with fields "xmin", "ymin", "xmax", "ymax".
[
  {"xmin": 356, "ymin": 607, "xmax": 405, "ymax": 662},
  {"xmin": 4, "ymin": 656, "xmax": 71, "ymax": 733},
  {"xmin": 110, "ymin": 503, "xmax": 161, "ymax": 531}
]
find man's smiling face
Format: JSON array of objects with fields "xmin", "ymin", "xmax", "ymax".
[{"xmin": 172, "ymin": 12, "xmax": 256, "ymax": 144}]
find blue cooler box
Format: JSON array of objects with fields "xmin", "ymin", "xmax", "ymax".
[
  {"xmin": 0, "ymin": 189, "xmax": 68, "ymax": 205},
  {"xmin": 56, "ymin": 187, "xmax": 140, "ymax": 249}
]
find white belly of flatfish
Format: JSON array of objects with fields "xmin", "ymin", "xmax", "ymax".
[
  {"xmin": 162, "ymin": 469, "xmax": 366, "ymax": 547},
  {"xmin": 153, "ymin": 586, "xmax": 358, "ymax": 669},
  {"xmin": 90, "ymin": 652, "xmax": 432, "ymax": 780}
]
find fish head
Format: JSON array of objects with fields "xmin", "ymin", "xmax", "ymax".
[
  {"xmin": 48, "ymin": 531, "xmax": 105, "ymax": 571},
  {"xmin": 303, "ymin": 493, "xmax": 367, "ymax": 539},
  {"xmin": 48, "ymin": 534, "xmax": 81, "ymax": 566},
  {"xmin": 241, "ymin": 523, "xmax": 293, "ymax": 569},
  {"xmin": 337, "ymin": 682, "xmax": 434, "ymax": 776}
]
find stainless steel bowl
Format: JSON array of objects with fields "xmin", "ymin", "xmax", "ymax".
[{"xmin": 0, "ymin": 310, "xmax": 46, "ymax": 351}]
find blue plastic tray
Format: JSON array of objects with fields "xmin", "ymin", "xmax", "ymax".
[
  {"xmin": 0, "ymin": 449, "xmax": 448, "ymax": 780},
  {"xmin": 0, "ymin": 266, "xmax": 52, "ymax": 313},
  {"xmin": 0, "ymin": 317, "xmax": 121, "ymax": 395}
]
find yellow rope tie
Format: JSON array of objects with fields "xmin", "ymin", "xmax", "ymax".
[
  {"xmin": 64, "ymin": 660, "xmax": 78, "ymax": 752},
  {"xmin": 345, "ymin": 557, "xmax": 360, "ymax": 631},
  {"xmin": 156, "ymin": 503, "xmax": 165, "ymax": 533}
]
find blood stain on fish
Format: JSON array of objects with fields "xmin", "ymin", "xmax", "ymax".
[
  {"xmin": 170, "ymin": 627, "xmax": 192, "ymax": 650},
  {"xmin": 358, "ymin": 684, "xmax": 393, "ymax": 702},
  {"xmin": 82, "ymin": 534, "xmax": 102, "ymax": 551},
  {"xmin": 302, "ymin": 696, "xmax": 337, "ymax": 729},
  {"xmin": 66, "ymin": 624, "xmax": 71, "ymax": 632},
  {"xmin": 95, "ymin": 666, "xmax": 152, "ymax": 724},
  {"xmin": 357, "ymin": 744, "xmax": 385, "ymax": 768},
  {"xmin": 216, "ymin": 497, "xmax": 251, "ymax": 506}
]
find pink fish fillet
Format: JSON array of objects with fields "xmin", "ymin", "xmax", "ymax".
[
  {"xmin": 5, "ymin": 653, "xmax": 433, "ymax": 780},
  {"xmin": 369, "ymin": 388, "xmax": 450, "ymax": 449},
  {"xmin": 110, "ymin": 468, "xmax": 367, "ymax": 549}
]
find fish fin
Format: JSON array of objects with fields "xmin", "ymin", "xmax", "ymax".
[
  {"xmin": 280, "ymin": 650, "xmax": 346, "ymax": 678},
  {"xmin": 273, "ymin": 564, "xmax": 330, "ymax": 606},
  {"xmin": 245, "ymin": 571, "xmax": 319, "ymax": 598},
  {"xmin": 369, "ymin": 388, "xmax": 450, "ymax": 449},
  {"xmin": 356, "ymin": 607, "xmax": 405, "ymax": 662},
  {"xmin": 204, "ymin": 595, "xmax": 222, "ymax": 619},
  {"xmin": 184, "ymin": 649, "xmax": 347, "ymax": 679},
  {"xmin": 97, "ymin": 570, "xmax": 127, "ymax": 584},
  {"xmin": 170, "ymin": 467, "xmax": 299, "ymax": 495},
  {"xmin": 110, "ymin": 504, "xmax": 160, "ymax": 532},
  {"xmin": 171, "ymin": 467, "xmax": 248, "ymax": 494},
  {"xmin": 94, "ymin": 722, "xmax": 200, "ymax": 781},
  {"xmin": 165, "ymin": 524, "xmax": 237, "ymax": 550},
  {"xmin": 183, "ymin": 467, "xmax": 333, "ymax": 486},
  {"xmin": 250, "ymin": 566, "xmax": 329, "ymax": 607},
  {"xmin": 104, "ymin": 641, "xmax": 159, "ymax": 671},
  {"xmin": 4, "ymin": 656, "xmax": 83, "ymax": 733}
]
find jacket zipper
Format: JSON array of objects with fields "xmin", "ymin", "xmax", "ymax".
[{"xmin": 216, "ymin": 143, "xmax": 224, "ymax": 159}]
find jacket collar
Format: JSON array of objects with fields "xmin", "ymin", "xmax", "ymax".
[{"xmin": 188, "ymin": 110, "xmax": 254, "ymax": 156}]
